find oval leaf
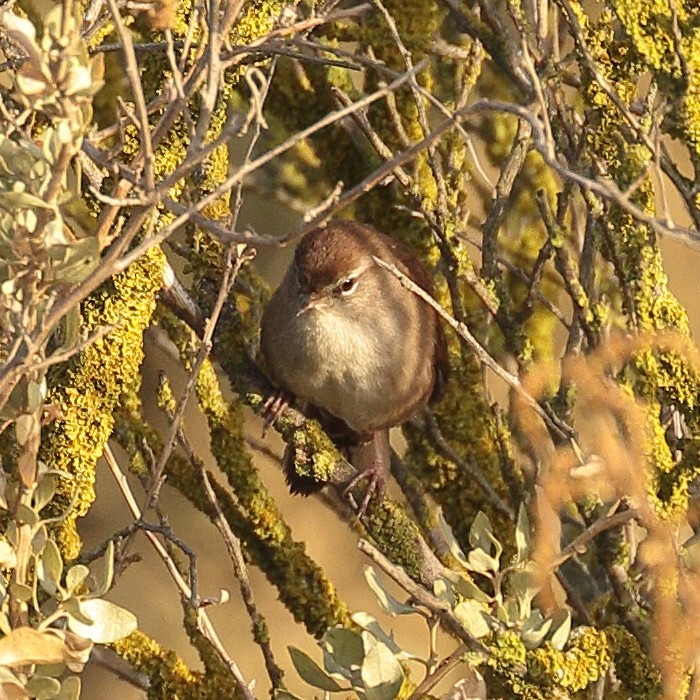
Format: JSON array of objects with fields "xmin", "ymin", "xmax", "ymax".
[
  {"xmin": 38, "ymin": 539, "xmax": 63, "ymax": 595},
  {"xmin": 54, "ymin": 676, "xmax": 80, "ymax": 700},
  {"xmin": 360, "ymin": 632, "xmax": 404, "ymax": 700},
  {"xmin": 453, "ymin": 600, "xmax": 492, "ymax": 639},
  {"xmin": 25, "ymin": 675, "xmax": 60, "ymax": 700},
  {"xmin": 67, "ymin": 599, "xmax": 137, "ymax": 643},
  {"xmin": 65, "ymin": 566, "xmax": 89, "ymax": 594},
  {"xmin": 288, "ymin": 646, "xmax": 342, "ymax": 692}
]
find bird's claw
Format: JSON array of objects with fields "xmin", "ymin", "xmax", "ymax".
[
  {"xmin": 343, "ymin": 463, "xmax": 386, "ymax": 519},
  {"xmin": 260, "ymin": 390, "xmax": 293, "ymax": 436}
]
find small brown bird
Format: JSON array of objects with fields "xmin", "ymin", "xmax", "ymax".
[{"xmin": 260, "ymin": 220, "xmax": 447, "ymax": 513}]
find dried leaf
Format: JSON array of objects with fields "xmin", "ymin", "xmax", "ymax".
[{"xmin": 0, "ymin": 628, "xmax": 66, "ymax": 666}]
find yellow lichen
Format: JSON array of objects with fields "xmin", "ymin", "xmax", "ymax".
[{"xmin": 42, "ymin": 246, "xmax": 164, "ymax": 558}]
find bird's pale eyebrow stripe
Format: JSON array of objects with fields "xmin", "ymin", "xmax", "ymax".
[{"xmin": 343, "ymin": 262, "xmax": 372, "ymax": 280}]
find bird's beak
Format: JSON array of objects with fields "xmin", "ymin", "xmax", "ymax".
[{"xmin": 296, "ymin": 292, "xmax": 326, "ymax": 316}]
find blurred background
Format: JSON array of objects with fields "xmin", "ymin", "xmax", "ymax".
[{"xmin": 79, "ymin": 187, "xmax": 700, "ymax": 698}]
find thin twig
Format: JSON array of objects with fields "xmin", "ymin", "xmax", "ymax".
[
  {"xmin": 373, "ymin": 255, "xmax": 576, "ymax": 442},
  {"xmin": 144, "ymin": 246, "xmax": 252, "ymax": 510},
  {"xmin": 103, "ymin": 444, "xmax": 255, "ymax": 700},
  {"xmin": 357, "ymin": 539, "xmax": 503, "ymax": 662},
  {"xmin": 105, "ymin": 0, "xmax": 155, "ymax": 192}
]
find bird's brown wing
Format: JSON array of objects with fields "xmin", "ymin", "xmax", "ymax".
[{"xmin": 381, "ymin": 232, "xmax": 450, "ymax": 404}]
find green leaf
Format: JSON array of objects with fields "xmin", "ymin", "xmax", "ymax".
[
  {"xmin": 52, "ymin": 238, "xmax": 100, "ymax": 284},
  {"xmin": 0, "ymin": 470, "xmax": 7, "ymax": 510},
  {"xmin": 38, "ymin": 539, "xmax": 63, "ymax": 595},
  {"xmin": 436, "ymin": 510, "xmax": 469, "ymax": 569},
  {"xmin": 15, "ymin": 413, "xmax": 38, "ymax": 447},
  {"xmin": 364, "ymin": 567, "xmax": 415, "ymax": 616},
  {"xmin": 433, "ymin": 578, "xmax": 456, "ymax": 607},
  {"xmin": 65, "ymin": 565, "xmax": 89, "ymax": 594},
  {"xmin": 466, "ymin": 549, "xmax": 498, "ymax": 576},
  {"xmin": 16, "ymin": 503, "xmax": 39, "ymax": 526},
  {"xmin": 0, "ymin": 611, "xmax": 11, "ymax": 636},
  {"xmin": 520, "ymin": 611, "xmax": 552, "ymax": 649},
  {"xmin": 360, "ymin": 631, "xmax": 404, "ymax": 700},
  {"xmin": 34, "ymin": 475, "xmax": 57, "ymax": 513},
  {"xmin": 548, "ymin": 610, "xmax": 571, "ymax": 651},
  {"xmin": 32, "ymin": 524, "xmax": 48, "ymax": 554},
  {"xmin": 9, "ymin": 582, "xmax": 33, "ymax": 603},
  {"xmin": 515, "ymin": 504, "xmax": 531, "ymax": 564},
  {"xmin": 469, "ymin": 512, "xmax": 494, "ymax": 553},
  {"xmin": 453, "ymin": 600, "xmax": 492, "ymax": 639},
  {"xmin": 92, "ymin": 540, "xmax": 114, "ymax": 597},
  {"xmin": 53, "ymin": 676, "xmax": 80, "ymax": 700},
  {"xmin": 288, "ymin": 646, "xmax": 342, "ymax": 692},
  {"xmin": 25, "ymin": 675, "xmax": 61, "ymax": 700},
  {"xmin": 442, "ymin": 668, "xmax": 487, "ymax": 700},
  {"xmin": 495, "ymin": 597, "xmax": 529, "ymax": 626},
  {"xmin": 0, "ymin": 540, "xmax": 16, "ymax": 568},
  {"xmin": 62, "ymin": 599, "xmax": 92, "ymax": 625},
  {"xmin": 322, "ymin": 627, "xmax": 364, "ymax": 681},
  {"xmin": 351, "ymin": 612, "xmax": 418, "ymax": 660},
  {"xmin": 66, "ymin": 599, "xmax": 137, "ymax": 643},
  {"xmin": 443, "ymin": 571, "xmax": 491, "ymax": 604}
]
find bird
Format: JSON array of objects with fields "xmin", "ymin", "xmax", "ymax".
[{"xmin": 260, "ymin": 220, "xmax": 448, "ymax": 514}]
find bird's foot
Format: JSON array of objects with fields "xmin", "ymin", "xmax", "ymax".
[
  {"xmin": 260, "ymin": 390, "xmax": 293, "ymax": 435},
  {"xmin": 343, "ymin": 462, "xmax": 386, "ymax": 519}
]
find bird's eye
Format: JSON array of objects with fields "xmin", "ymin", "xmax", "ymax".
[{"xmin": 338, "ymin": 277, "xmax": 357, "ymax": 294}]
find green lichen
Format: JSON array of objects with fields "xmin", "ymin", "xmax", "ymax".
[
  {"xmin": 290, "ymin": 421, "xmax": 338, "ymax": 484},
  {"xmin": 607, "ymin": 626, "xmax": 661, "ymax": 699},
  {"xmin": 113, "ymin": 630, "xmax": 243, "ymax": 699},
  {"xmin": 528, "ymin": 628, "xmax": 610, "ymax": 692},
  {"xmin": 485, "ymin": 632, "xmax": 548, "ymax": 700},
  {"xmin": 404, "ymin": 349, "xmax": 517, "ymax": 549},
  {"xmin": 365, "ymin": 501, "xmax": 424, "ymax": 582},
  {"xmin": 577, "ymin": 3, "xmax": 700, "ymax": 516},
  {"xmin": 484, "ymin": 626, "xmax": 657, "ymax": 699},
  {"xmin": 41, "ymin": 246, "xmax": 164, "ymax": 558}
]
